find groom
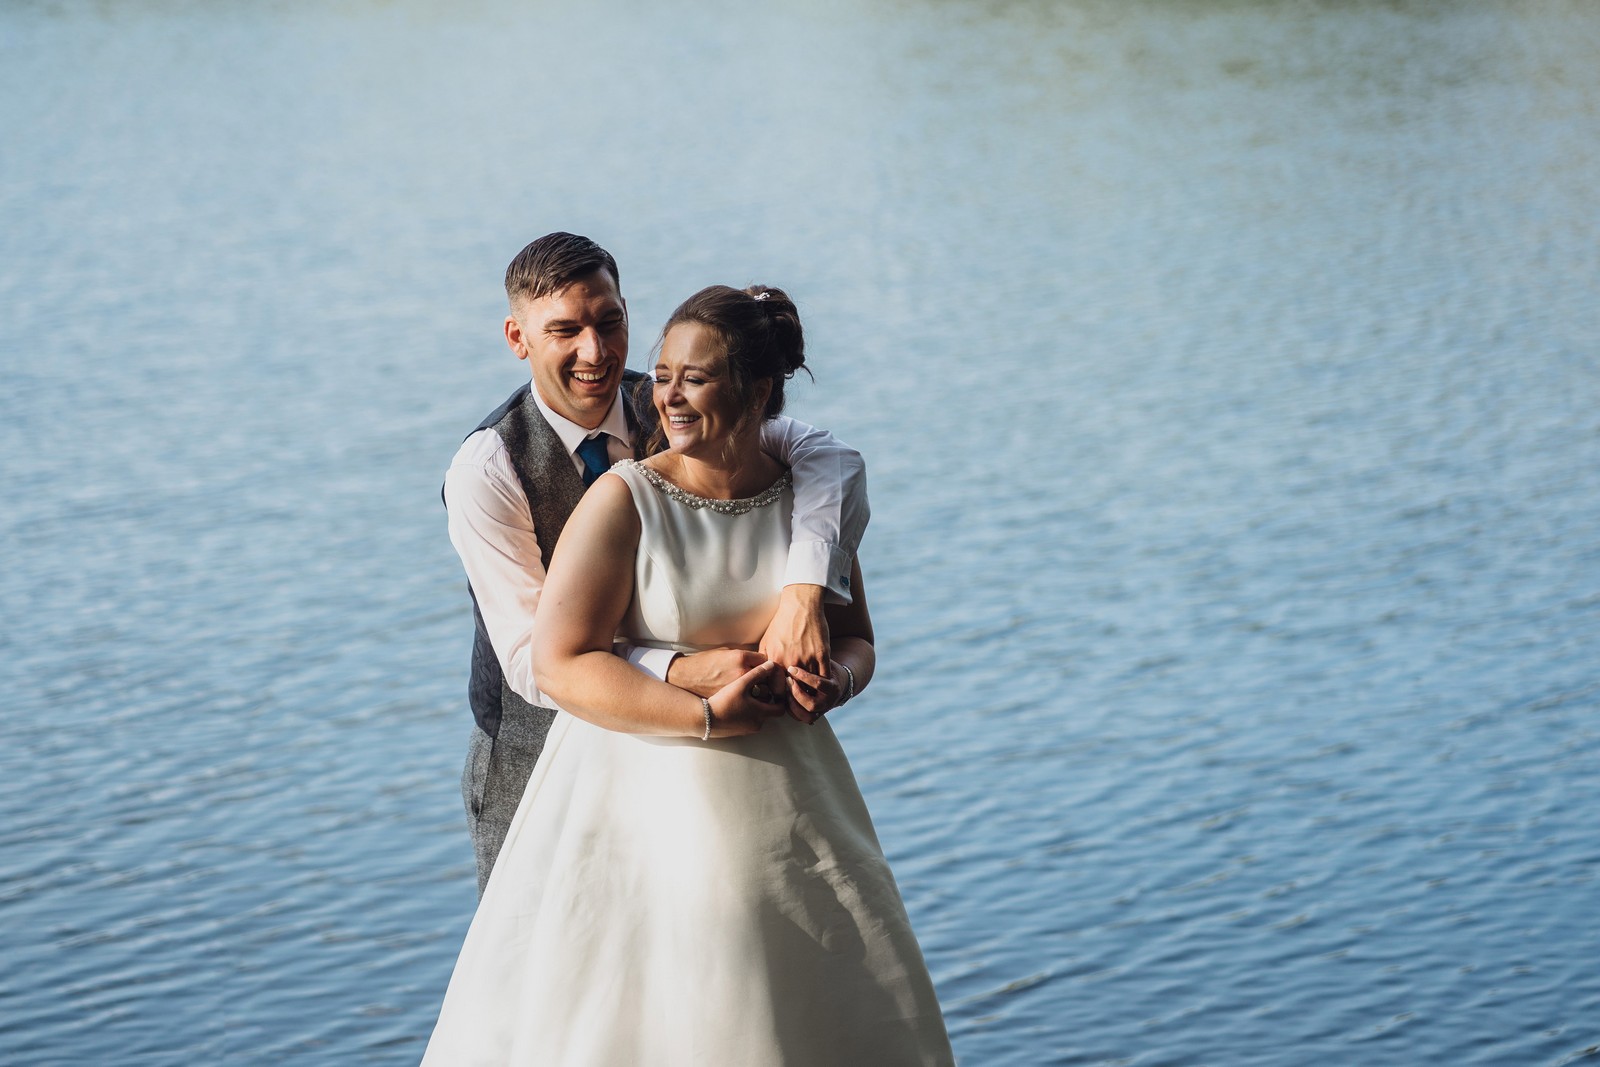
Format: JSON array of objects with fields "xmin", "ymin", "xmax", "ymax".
[{"xmin": 444, "ymin": 232, "xmax": 869, "ymax": 893}]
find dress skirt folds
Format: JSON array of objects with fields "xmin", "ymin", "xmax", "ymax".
[{"xmin": 422, "ymin": 462, "xmax": 953, "ymax": 1066}]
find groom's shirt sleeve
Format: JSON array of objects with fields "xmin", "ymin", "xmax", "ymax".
[
  {"xmin": 759, "ymin": 417, "xmax": 870, "ymax": 604},
  {"xmin": 443, "ymin": 428, "xmax": 675, "ymax": 708}
]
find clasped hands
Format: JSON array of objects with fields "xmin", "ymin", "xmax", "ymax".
[{"xmin": 665, "ymin": 584, "xmax": 844, "ymax": 735}]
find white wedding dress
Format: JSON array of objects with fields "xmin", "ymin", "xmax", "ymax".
[{"xmin": 422, "ymin": 460, "xmax": 954, "ymax": 1066}]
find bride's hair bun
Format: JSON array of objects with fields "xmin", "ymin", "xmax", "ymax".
[
  {"xmin": 660, "ymin": 283, "xmax": 812, "ymax": 422},
  {"xmin": 743, "ymin": 285, "xmax": 807, "ymax": 380}
]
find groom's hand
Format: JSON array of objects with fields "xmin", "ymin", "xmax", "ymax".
[
  {"xmin": 760, "ymin": 584, "xmax": 830, "ymax": 676},
  {"xmin": 667, "ymin": 647, "xmax": 769, "ymax": 698},
  {"xmin": 784, "ymin": 662, "xmax": 844, "ymax": 725}
]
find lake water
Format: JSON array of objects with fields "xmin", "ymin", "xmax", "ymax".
[{"xmin": 3, "ymin": 1, "xmax": 1599, "ymax": 1064}]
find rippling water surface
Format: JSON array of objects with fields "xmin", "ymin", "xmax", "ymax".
[{"xmin": 4, "ymin": 1, "xmax": 1599, "ymax": 1064}]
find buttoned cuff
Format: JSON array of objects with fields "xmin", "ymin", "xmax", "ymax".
[
  {"xmin": 624, "ymin": 644, "xmax": 679, "ymax": 682},
  {"xmin": 784, "ymin": 541, "xmax": 854, "ymax": 605}
]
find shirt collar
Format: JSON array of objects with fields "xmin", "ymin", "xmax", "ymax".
[{"xmin": 530, "ymin": 382, "xmax": 634, "ymax": 455}]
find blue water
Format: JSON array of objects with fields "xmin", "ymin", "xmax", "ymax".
[{"xmin": 3, "ymin": 1, "xmax": 1599, "ymax": 1064}]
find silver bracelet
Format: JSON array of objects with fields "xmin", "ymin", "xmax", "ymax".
[
  {"xmin": 837, "ymin": 662, "xmax": 856, "ymax": 705},
  {"xmin": 699, "ymin": 697, "xmax": 714, "ymax": 741}
]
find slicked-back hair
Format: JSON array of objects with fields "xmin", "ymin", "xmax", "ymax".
[{"xmin": 504, "ymin": 232, "xmax": 621, "ymax": 307}]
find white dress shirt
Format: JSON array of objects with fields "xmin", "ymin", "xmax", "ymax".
[{"xmin": 444, "ymin": 385, "xmax": 868, "ymax": 707}]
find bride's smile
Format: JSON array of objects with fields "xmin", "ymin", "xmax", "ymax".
[{"xmin": 652, "ymin": 320, "xmax": 776, "ymax": 497}]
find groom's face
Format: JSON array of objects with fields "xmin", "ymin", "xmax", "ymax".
[{"xmin": 505, "ymin": 268, "xmax": 629, "ymax": 430}]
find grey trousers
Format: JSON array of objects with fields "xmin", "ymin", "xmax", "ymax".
[{"xmin": 460, "ymin": 703, "xmax": 558, "ymax": 896}]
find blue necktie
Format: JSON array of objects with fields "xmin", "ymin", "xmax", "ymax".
[{"xmin": 576, "ymin": 434, "xmax": 611, "ymax": 488}]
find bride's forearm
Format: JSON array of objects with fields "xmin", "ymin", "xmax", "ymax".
[
  {"xmin": 820, "ymin": 558, "xmax": 873, "ymax": 702},
  {"xmin": 537, "ymin": 650, "xmax": 702, "ymax": 736},
  {"xmin": 830, "ymin": 636, "xmax": 875, "ymax": 699},
  {"xmin": 541, "ymin": 648, "xmax": 792, "ymax": 740}
]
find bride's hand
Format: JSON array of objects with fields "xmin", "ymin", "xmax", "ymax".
[
  {"xmin": 783, "ymin": 661, "xmax": 845, "ymax": 724},
  {"xmin": 704, "ymin": 660, "xmax": 791, "ymax": 737},
  {"xmin": 667, "ymin": 647, "xmax": 769, "ymax": 698}
]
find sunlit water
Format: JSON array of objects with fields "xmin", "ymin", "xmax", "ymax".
[{"xmin": 3, "ymin": 1, "xmax": 1599, "ymax": 1064}]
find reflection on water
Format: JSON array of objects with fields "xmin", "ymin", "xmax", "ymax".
[{"xmin": 3, "ymin": 1, "xmax": 1599, "ymax": 1064}]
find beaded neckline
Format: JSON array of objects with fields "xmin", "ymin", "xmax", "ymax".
[{"xmin": 631, "ymin": 460, "xmax": 791, "ymax": 515}]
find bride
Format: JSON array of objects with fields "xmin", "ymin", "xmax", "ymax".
[{"xmin": 422, "ymin": 285, "xmax": 954, "ymax": 1066}]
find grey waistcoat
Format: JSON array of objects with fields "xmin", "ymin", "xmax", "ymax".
[{"xmin": 457, "ymin": 373, "xmax": 652, "ymax": 737}]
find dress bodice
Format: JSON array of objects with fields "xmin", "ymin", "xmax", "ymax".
[
  {"xmin": 610, "ymin": 460, "xmax": 794, "ymax": 654},
  {"xmin": 425, "ymin": 457, "xmax": 955, "ymax": 1067}
]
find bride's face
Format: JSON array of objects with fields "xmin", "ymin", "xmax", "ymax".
[{"xmin": 653, "ymin": 322, "xmax": 767, "ymax": 459}]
